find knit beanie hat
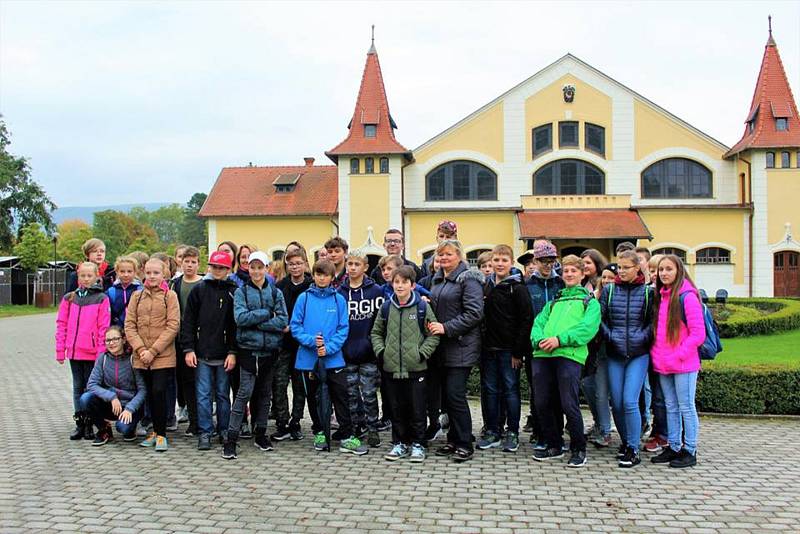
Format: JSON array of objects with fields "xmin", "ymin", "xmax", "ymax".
[{"xmin": 533, "ymin": 241, "xmax": 557, "ymax": 259}]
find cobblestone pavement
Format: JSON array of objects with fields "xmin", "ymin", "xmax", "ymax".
[{"xmin": 2, "ymin": 313, "xmax": 799, "ymax": 534}]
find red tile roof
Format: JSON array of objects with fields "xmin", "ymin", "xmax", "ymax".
[
  {"xmin": 326, "ymin": 45, "xmax": 410, "ymax": 161},
  {"xmin": 199, "ymin": 164, "xmax": 338, "ymax": 217},
  {"xmin": 517, "ymin": 209, "xmax": 652, "ymax": 240},
  {"xmin": 726, "ymin": 31, "xmax": 800, "ymax": 157}
]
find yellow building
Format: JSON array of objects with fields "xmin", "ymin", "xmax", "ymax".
[{"xmin": 201, "ymin": 26, "xmax": 800, "ymax": 297}]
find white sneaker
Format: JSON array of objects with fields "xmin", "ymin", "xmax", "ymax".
[
  {"xmin": 409, "ymin": 443, "xmax": 426, "ymax": 463},
  {"xmin": 177, "ymin": 406, "xmax": 189, "ymax": 424},
  {"xmin": 384, "ymin": 443, "xmax": 409, "ymax": 461}
]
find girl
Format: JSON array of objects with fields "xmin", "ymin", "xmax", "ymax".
[
  {"xmin": 124, "ymin": 258, "xmax": 180, "ymax": 452},
  {"xmin": 231, "ymin": 243, "xmax": 256, "ymax": 287},
  {"xmin": 107, "ymin": 256, "xmax": 141, "ymax": 327},
  {"xmin": 580, "ymin": 249, "xmax": 608, "ymax": 292},
  {"xmin": 428, "ymin": 239, "xmax": 484, "ymax": 463},
  {"xmin": 268, "ymin": 260, "xmax": 286, "ymax": 282},
  {"xmin": 80, "ymin": 325, "xmax": 147, "ymax": 445},
  {"xmin": 56, "ymin": 261, "xmax": 111, "ymax": 440},
  {"xmin": 650, "ymin": 254, "xmax": 705, "ymax": 468},
  {"xmin": 599, "ymin": 250, "xmax": 653, "ymax": 467}
]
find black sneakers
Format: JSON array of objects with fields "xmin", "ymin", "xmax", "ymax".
[
  {"xmin": 271, "ymin": 426, "xmax": 291, "ymax": 441},
  {"xmin": 532, "ymin": 447, "xmax": 564, "ymax": 462},
  {"xmin": 618, "ymin": 446, "xmax": 641, "ymax": 468},
  {"xmin": 92, "ymin": 426, "xmax": 112, "ymax": 447},
  {"xmin": 668, "ymin": 448, "xmax": 697, "ymax": 468},
  {"xmin": 254, "ymin": 434, "xmax": 274, "ymax": 451},
  {"xmin": 651, "ymin": 447, "xmax": 681, "ymax": 464},
  {"xmin": 222, "ymin": 441, "xmax": 237, "ymax": 460},
  {"xmin": 567, "ymin": 450, "xmax": 587, "ymax": 468},
  {"xmin": 367, "ymin": 430, "xmax": 381, "ymax": 448},
  {"xmin": 616, "ymin": 443, "xmax": 627, "ymax": 459}
]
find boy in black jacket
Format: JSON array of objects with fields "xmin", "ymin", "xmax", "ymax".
[
  {"xmin": 181, "ymin": 251, "xmax": 238, "ymax": 451},
  {"xmin": 477, "ymin": 245, "xmax": 533, "ymax": 453},
  {"xmin": 272, "ymin": 248, "xmax": 313, "ymax": 441}
]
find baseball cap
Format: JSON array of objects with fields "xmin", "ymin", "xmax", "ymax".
[
  {"xmin": 208, "ymin": 251, "xmax": 233, "ymax": 269},
  {"xmin": 248, "ymin": 251, "xmax": 269, "ymax": 267}
]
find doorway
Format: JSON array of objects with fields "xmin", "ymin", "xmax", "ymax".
[{"xmin": 774, "ymin": 251, "xmax": 800, "ymax": 297}]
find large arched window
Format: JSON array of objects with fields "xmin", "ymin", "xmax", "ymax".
[
  {"xmin": 533, "ymin": 159, "xmax": 605, "ymax": 195},
  {"xmin": 641, "ymin": 158, "xmax": 712, "ymax": 199},
  {"xmin": 653, "ymin": 247, "xmax": 687, "ymax": 263},
  {"xmin": 696, "ymin": 247, "xmax": 731, "ymax": 264},
  {"xmin": 426, "ymin": 160, "xmax": 497, "ymax": 201}
]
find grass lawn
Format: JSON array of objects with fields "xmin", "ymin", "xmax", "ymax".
[
  {"xmin": 707, "ymin": 327, "xmax": 800, "ymax": 369},
  {"xmin": 0, "ymin": 304, "xmax": 58, "ymax": 318}
]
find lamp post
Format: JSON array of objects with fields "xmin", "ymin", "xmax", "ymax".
[{"xmin": 51, "ymin": 232, "xmax": 59, "ymax": 306}]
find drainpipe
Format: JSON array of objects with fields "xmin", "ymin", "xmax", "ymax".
[{"xmin": 739, "ymin": 155, "xmax": 753, "ymax": 297}]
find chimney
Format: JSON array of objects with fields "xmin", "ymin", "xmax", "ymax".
[{"xmin": 304, "ymin": 157, "xmax": 315, "ymax": 167}]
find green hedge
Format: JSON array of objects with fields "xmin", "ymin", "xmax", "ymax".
[
  {"xmin": 465, "ymin": 363, "xmax": 800, "ymax": 415},
  {"xmin": 717, "ymin": 298, "xmax": 800, "ymax": 338}
]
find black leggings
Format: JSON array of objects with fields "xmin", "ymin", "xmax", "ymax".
[{"xmin": 142, "ymin": 368, "xmax": 172, "ymax": 436}]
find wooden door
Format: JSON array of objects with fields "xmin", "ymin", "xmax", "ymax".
[{"xmin": 774, "ymin": 251, "xmax": 800, "ymax": 297}]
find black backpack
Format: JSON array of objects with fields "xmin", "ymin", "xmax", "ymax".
[{"xmin": 379, "ymin": 298, "xmax": 428, "ymax": 335}]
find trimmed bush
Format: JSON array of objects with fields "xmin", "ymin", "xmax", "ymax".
[
  {"xmin": 696, "ymin": 366, "xmax": 800, "ymax": 415},
  {"xmin": 716, "ymin": 298, "xmax": 800, "ymax": 338}
]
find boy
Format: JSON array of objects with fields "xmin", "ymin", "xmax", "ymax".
[
  {"xmin": 170, "ymin": 246, "xmax": 203, "ymax": 436},
  {"xmin": 523, "ymin": 241, "xmax": 565, "ymax": 442},
  {"xmin": 476, "ymin": 251, "xmax": 494, "ymax": 278},
  {"xmin": 223, "ymin": 251, "xmax": 288, "ymax": 459},
  {"xmin": 272, "ymin": 248, "xmax": 313, "ymax": 441},
  {"xmin": 66, "ymin": 238, "xmax": 116, "ymax": 293},
  {"xmin": 369, "ymin": 228, "xmax": 422, "ymax": 282},
  {"xmin": 107, "ymin": 256, "xmax": 141, "ymax": 328},
  {"xmin": 290, "ymin": 259, "xmax": 368, "ymax": 455},
  {"xmin": 530, "ymin": 254, "xmax": 601, "ymax": 468},
  {"xmin": 324, "ymin": 236, "xmax": 349, "ymax": 289},
  {"xmin": 477, "ymin": 245, "xmax": 533, "ymax": 453},
  {"xmin": 181, "ymin": 251, "xmax": 238, "ymax": 451},
  {"xmin": 371, "ymin": 266, "xmax": 440, "ymax": 462},
  {"xmin": 338, "ymin": 250, "xmax": 385, "ymax": 447},
  {"xmin": 380, "ymin": 254, "xmax": 431, "ymax": 300}
]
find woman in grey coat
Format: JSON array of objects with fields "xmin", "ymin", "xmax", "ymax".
[{"xmin": 428, "ymin": 240, "xmax": 484, "ymax": 462}]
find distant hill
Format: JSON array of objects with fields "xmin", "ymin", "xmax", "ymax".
[{"xmin": 53, "ymin": 202, "xmax": 180, "ymax": 225}]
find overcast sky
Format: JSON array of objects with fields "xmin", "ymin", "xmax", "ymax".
[{"xmin": 2, "ymin": 1, "xmax": 799, "ymax": 207}]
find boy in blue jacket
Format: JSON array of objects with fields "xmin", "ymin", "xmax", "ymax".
[
  {"xmin": 338, "ymin": 250, "xmax": 384, "ymax": 448},
  {"xmin": 291, "ymin": 259, "xmax": 368, "ymax": 455}
]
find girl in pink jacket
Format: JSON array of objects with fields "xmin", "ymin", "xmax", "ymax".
[
  {"xmin": 649, "ymin": 255, "xmax": 705, "ymax": 468},
  {"xmin": 55, "ymin": 262, "xmax": 111, "ymax": 440}
]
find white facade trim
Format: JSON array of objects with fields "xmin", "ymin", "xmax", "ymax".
[
  {"xmin": 337, "ymin": 160, "xmax": 351, "ymax": 241},
  {"xmin": 690, "ymin": 242, "xmax": 737, "ymax": 255},
  {"xmin": 750, "ymin": 152, "xmax": 772, "ymax": 296},
  {"xmin": 769, "ymin": 223, "xmax": 800, "ymax": 253},
  {"xmin": 464, "ymin": 243, "xmax": 495, "ymax": 254},
  {"xmin": 207, "ymin": 219, "xmax": 217, "ymax": 253}
]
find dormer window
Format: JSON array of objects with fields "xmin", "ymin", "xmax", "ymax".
[
  {"xmin": 273, "ymin": 173, "xmax": 300, "ymax": 193},
  {"xmin": 364, "ymin": 124, "xmax": 377, "ymax": 138},
  {"xmin": 776, "ymin": 118, "xmax": 788, "ymax": 131}
]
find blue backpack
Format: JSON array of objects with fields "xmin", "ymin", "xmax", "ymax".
[{"xmin": 679, "ymin": 293, "xmax": 723, "ymax": 360}]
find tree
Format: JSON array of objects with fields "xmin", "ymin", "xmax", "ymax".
[
  {"xmin": 56, "ymin": 219, "xmax": 93, "ymax": 263},
  {"xmin": 13, "ymin": 223, "xmax": 50, "ymax": 271},
  {"xmin": 93, "ymin": 210, "xmax": 159, "ymax": 262},
  {"xmin": 180, "ymin": 192, "xmax": 208, "ymax": 247},
  {"xmin": 149, "ymin": 203, "xmax": 184, "ymax": 245},
  {"xmin": 0, "ymin": 115, "xmax": 56, "ymax": 252}
]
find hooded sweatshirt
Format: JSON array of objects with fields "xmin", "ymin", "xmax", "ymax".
[
  {"xmin": 531, "ymin": 285, "xmax": 601, "ymax": 365},
  {"xmin": 483, "ymin": 272, "xmax": 533, "ymax": 358},
  {"xmin": 86, "ymin": 350, "xmax": 148, "ymax": 413},
  {"xmin": 55, "ymin": 282, "xmax": 111, "ymax": 362},
  {"xmin": 651, "ymin": 279, "xmax": 705, "ymax": 375},
  {"xmin": 290, "ymin": 284, "xmax": 349, "ymax": 371},
  {"xmin": 338, "ymin": 276, "xmax": 384, "ymax": 365}
]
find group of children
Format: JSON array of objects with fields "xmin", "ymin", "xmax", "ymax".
[{"xmin": 56, "ymin": 221, "xmax": 706, "ymax": 468}]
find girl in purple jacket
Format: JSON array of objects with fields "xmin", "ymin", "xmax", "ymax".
[
  {"xmin": 650, "ymin": 255, "xmax": 705, "ymax": 468},
  {"xmin": 55, "ymin": 262, "xmax": 111, "ymax": 440}
]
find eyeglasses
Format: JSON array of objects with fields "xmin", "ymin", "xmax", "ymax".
[
  {"xmin": 384, "ymin": 239, "xmax": 402, "ymax": 245},
  {"xmin": 537, "ymin": 259, "xmax": 556, "ymax": 266},
  {"xmin": 105, "ymin": 337, "xmax": 123, "ymax": 344},
  {"xmin": 286, "ymin": 262, "xmax": 305, "ymax": 268}
]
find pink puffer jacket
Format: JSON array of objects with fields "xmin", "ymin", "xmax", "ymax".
[
  {"xmin": 651, "ymin": 279, "xmax": 705, "ymax": 375},
  {"xmin": 55, "ymin": 284, "xmax": 111, "ymax": 362}
]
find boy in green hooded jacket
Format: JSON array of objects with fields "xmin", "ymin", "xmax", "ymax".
[{"xmin": 530, "ymin": 254, "xmax": 601, "ymax": 468}]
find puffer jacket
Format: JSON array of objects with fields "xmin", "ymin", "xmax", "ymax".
[
  {"xmin": 429, "ymin": 262, "xmax": 484, "ymax": 368},
  {"xmin": 338, "ymin": 276, "xmax": 384, "ymax": 365},
  {"xmin": 370, "ymin": 292, "xmax": 440, "ymax": 378},
  {"xmin": 651, "ymin": 279, "xmax": 705, "ymax": 375},
  {"xmin": 55, "ymin": 282, "xmax": 111, "ymax": 362},
  {"xmin": 125, "ymin": 283, "xmax": 180, "ymax": 370},
  {"xmin": 86, "ymin": 350, "xmax": 147, "ymax": 413},
  {"xmin": 234, "ymin": 280, "xmax": 288, "ymax": 355},
  {"xmin": 290, "ymin": 284, "xmax": 349, "ymax": 371},
  {"xmin": 599, "ymin": 274, "xmax": 654, "ymax": 361},
  {"xmin": 483, "ymin": 272, "xmax": 533, "ymax": 358},
  {"xmin": 531, "ymin": 285, "xmax": 601, "ymax": 365},
  {"xmin": 526, "ymin": 271, "xmax": 565, "ymax": 318}
]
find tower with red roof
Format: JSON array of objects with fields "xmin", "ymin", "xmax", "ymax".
[{"xmin": 326, "ymin": 32, "xmax": 412, "ymax": 248}]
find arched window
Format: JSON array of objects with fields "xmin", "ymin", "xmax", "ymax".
[
  {"xmin": 272, "ymin": 250, "xmax": 285, "ymax": 261},
  {"xmin": 350, "ymin": 158, "xmax": 359, "ymax": 174},
  {"xmin": 533, "ymin": 159, "xmax": 605, "ymax": 195},
  {"xmin": 365, "ymin": 157, "xmax": 374, "ymax": 174},
  {"xmin": 696, "ymin": 247, "xmax": 731, "ymax": 264},
  {"xmin": 653, "ymin": 247, "xmax": 687, "ymax": 263},
  {"xmin": 426, "ymin": 160, "xmax": 497, "ymax": 201},
  {"xmin": 641, "ymin": 158, "xmax": 712, "ymax": 199},
  {"xmin": 466, "ymin": 248, "xmax": 492, "ymax": 267},
  {"xmin": 766, "ymin": 152, "xmax": 775, "ymax": 168},
  {"xmin": 379, "ymin": 157, "xmax": 389, "ymax": 174}
]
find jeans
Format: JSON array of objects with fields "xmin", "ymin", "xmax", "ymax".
[
  {"xmin": 69, "ymin": 360, "xmax": 94, "ymax": 413},
  {"xmin": 302, "ymin": 366, "xmax": 352, "ymax": 437},
  {"xmin": 444, "ymin": 366, "xmax": 473, "ymax": 450},
  {"xmin": 385, "ymin": 371, "xmax": 428, "ymax": 446},
  {"xmin": 176, "ymin": 347, "xmax": 197, "ymax": 428},
  {"xmin": 649, "ymin": 367, "xmax": 667, "ymax": 439},
  {"xmin": 142, "ymin": 368, "xmax": 171, "ymax": 436},
  {"xmin": 272, "ymin": 348, "xmax": 306, "ymax": 428},
  {"xmin": 607, "ymin": 354, "xmax": 649, "ymax": 451},
  {"xmin": 195, "ymin": 361, "xmax": 231, "ymax": 436},
  {"xmin": 345, "ymin": 362, "xmax": 380, "ymax": 431},
  {"xmin": 641, "ymin": 374, "xmax": 652, "ymax": 428},
  {"xmin": 659, "ymin": 371, "xmax": 699, "ymax": 455},
  {"xmin": 481, "ymin": 350, "xmax": 521, "ymax": 434},
  {"xmin": 166, "ymin": 368, "xmax": 177, "ymax": 424},
  {"xmin": 228, "ymin": 352, "xmax": 274, "ymax": 437},
  {"xmin": 581, "ymin": 358, "xmax": 611, "ymax": 436},
  {"xmin": 80, "ymin": 391, "xmax": 142, "ymax": 436},
  {"xmin": 532, "ymin": 357, "xmax": 585, "ymax": 452}
]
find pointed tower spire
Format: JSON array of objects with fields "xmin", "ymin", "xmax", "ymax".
[
  {"xmin": 725, "ymin": 20, "xmax": 800, "ymax": 157},
  {"xmin": 326, "ymin": 35, "xmax": 410, "ymax": 162}
]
